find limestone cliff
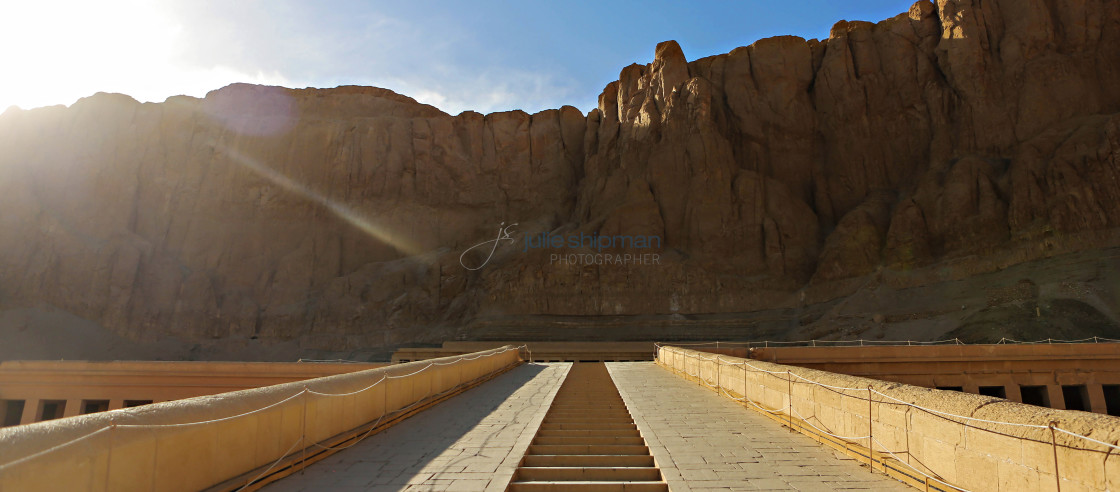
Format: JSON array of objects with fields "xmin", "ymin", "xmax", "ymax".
[{"xmin": 2, "ymin": 0, "xmax": 1120, "ymax": 353}]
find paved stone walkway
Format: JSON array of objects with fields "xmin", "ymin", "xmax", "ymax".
[
  {"xmin": 265, "ymin": 363, "xmax": 570, "ymax": 492},
  {"xmin": 607, "ymin": 362, "xmax": 909, "ymax": 492}
]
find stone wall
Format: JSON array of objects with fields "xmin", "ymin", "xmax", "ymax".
[
  {"xmin": 658, "ymin": 346, "xmax": 1120, "ymax": 492},
  {"xmin": 0, "ymin": 346, "xmax": 521, "ymax": 491}
]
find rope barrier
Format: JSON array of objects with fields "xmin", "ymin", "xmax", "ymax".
[
  {"xmin": 683, "ymin": 345, "xmax": 983, "ymax": 491},
  {"xmin": 788, "ymin": 370, "xmax": 870, "ymax": 393},
  {"xmin": 307, "ymin": 376, "xmax": 386, "ymax": 397},
  {"xmin": 382, "ymin": 363, "xmax": 436, "ymax": 379},
  {"xmin": 300, "ymin": 347, "xmax": 523, "ymax": 398},
  {"xmin": 662, "ymin": 338, "xmax": 965, "ymax": 347},
  {"xmin": 0, "ymin": 426, "xmax": 112, "ymax": 470},
  {"xmin": 869, "ymin": 436, "xmax": 973, "ymax": 492},
  {"xmin": 309, "ymin": 414, "xmax": 386, "ymax": 451},
  {"xmin": 715, "ymin": 351, "xmax": 954, "ymax": 489},
  {"xmin": 658, "ymin": 336, "xmax": 1120, "ymax": 349},
  {"xmin": 712, "ymin": 355, "xmax": 789, "ymax": 376},
  {"xmin": 666, "ymin": 345, "xmax": 1094, "ymax": 490},
  {"xmin": 997, "ymin": 336, "xmax": 1120, "ymax": 344},
  {"xmin": 118, "ymin": 389, "xmax": 308, "ymax": 429},
  {"xmin": 1053, "ymin": 426, "xmax": 1120, "ymax": 452},
  {"xmin": 788, "ymin": 405, "xmax": 870, "ymax": 441},
  {"xmin": 869, "ymin": 390, "xmax": 1049, "ymax": 429},
  {"xmin": 0, "ymin": 345, "xmax": 527, "ymax": 473},
  {"xmin": 716, "ymin": 386, "xmax": 788, "ymax": 414},
  {"xmin": 235, "ymin": 437, "xmax": 305, "ymax": 492},
  {"xmin": 657, "ymin": 346, "xmax": 1120, "ymax": 464}
]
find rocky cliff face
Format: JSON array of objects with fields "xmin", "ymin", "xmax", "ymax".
[{"xmin": 2, "ymin": 0, "xmax": 1119, "ymax": 352}]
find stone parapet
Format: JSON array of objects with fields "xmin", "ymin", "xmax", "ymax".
[
  {"xmin": 657, "ymin": 345, "xmax": 1120, "ymax": 492},
  {"xmin": 0, "ymin": 346, "xmax": 522, "ymax": 491}
]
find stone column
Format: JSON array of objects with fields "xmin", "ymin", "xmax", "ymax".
[
  {"xmin": 1046, "ymin": 385, "xmax": 1065, "ymax": 410},
  {"xmin": 63, "ymin": 399, "xmax": 83, "ymax": 418},
  {"xmin": 20, "ymin": 399, "xmax": 39, "ymax": 424},
  {"xmin": 1005, "ymin": 384, "xmax": 1023, "ymax": 403},
  {"xmin": 1087, "ymin": 384, "xmax": 1108, "ymax": 414}
]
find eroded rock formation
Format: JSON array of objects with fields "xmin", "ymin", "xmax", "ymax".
[{"xmin": 2, "ymin": 0, "xmax": 1119, "ymax": 351}]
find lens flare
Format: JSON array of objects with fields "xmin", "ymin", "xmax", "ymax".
[{"xmin": 213, "ymin": 141, "xmax": 421, "ymax": 256}]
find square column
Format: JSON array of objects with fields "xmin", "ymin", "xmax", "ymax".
[
  {"xmin": 19, "ymin": 399, "xmax": 38, "ymax": 425},
  {"xmin": 62, "ymin": 399, "xmax": 81, "ymax": 418},
  {"xmin": 1088, "ymin": 384, "xmax": 1108, "ymax": 414},
  {"xmin": 1046, "ymin": 385, "xmax": 1065, "ymax": 410}
]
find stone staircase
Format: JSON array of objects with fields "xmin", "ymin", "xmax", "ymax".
[{"xmin": 506, "ymin": 362, "xmax": 667, "ymax": 491}]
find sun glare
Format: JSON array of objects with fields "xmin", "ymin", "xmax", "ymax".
[
  {"xmin": 215, "ymin": 140, "xmax": 423, "ymax": 257},
  {"xmin": 0, "ymin": 0, "xmax": 288, "ymax": 111}
]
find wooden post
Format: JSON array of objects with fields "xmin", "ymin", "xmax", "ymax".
[
  {"xmin": 694, "ymin": 352, "xmax": 699, "ymax": 383},
  {"xmin": 300, "ymin": 387, "xmax": 309, "ymax": 474},
  {"xmin": 1049, "ymin": 422, "xmax": 1061, "ymax": 492},
  {"xmin": 787, "ymin": 370, "xmax": 794, "ymax": 433},
  {"xmin": 867, "ymin": 386, "xmax": 874, "ymax": 473},
  {"xmin": 716, "ymin": 356, "xmax": 721, "ymax": 394},
  {"xmin": 742, "ymin": 363, "xmax": 747, "ymax": 403},
  {"xmin": 905, "ymin": 406, "xmax": 912, "ymax": 466}
]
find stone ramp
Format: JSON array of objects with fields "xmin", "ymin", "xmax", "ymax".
[
  {"xmin": 263, "ymin": 361, "xmax": 910, "ymax": 491},
  {"xmin": 607, "ymin": 362, "xmax": 909, "ymax": 492},
  {"xmin": 263, "ymin": 363, "xmax": 570, "ymax": 492}
]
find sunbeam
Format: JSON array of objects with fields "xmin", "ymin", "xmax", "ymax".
[{"xmin": 212, "ymin": 140, "xmax": 422, "ymax": 257}]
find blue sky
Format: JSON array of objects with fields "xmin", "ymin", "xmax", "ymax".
[{"xmin": 2, "ymin": 0, "xmax": 916, "ymax": 115}]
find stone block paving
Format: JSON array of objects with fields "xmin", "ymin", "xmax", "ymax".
[
  {"xmin": 265, "ymin": 362, "xmax": 571, "ymax": 492},
  {"xmin": 607, "ymin": 362, "xmax": 909, "ymax": 492}
]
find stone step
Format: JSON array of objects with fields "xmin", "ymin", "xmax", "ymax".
[
  {"xmin": 539, "ymin": 423, "xmax": 637, "ymax": 430},
  {"xmin": 533, "ymin": 436, "xmax": 646, "ymax": 446},
  {"xmin": 544, "ymin": 417, "xmax": 634, "ymax": 423},
  {"xmin": 507, "ymin": 481, "xmax": 669, "ymax": 492},
  {"xmin": 546, "ymin": 412, "xmax": 632, "ymax": 419},
  {"xmin": 521, "ymin": 455, "xmax": 655, "ymax": 468},
  {"xmin": 514, "ymin": 467, "xmax": 663, "ymax": 482},
  {"xmin": 527, "ymin": 444, "xmax": 651, "ymax": 456},
  {"xmin": 537, "ymin": 429, "xmax": 641, "ymax": 438}
]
